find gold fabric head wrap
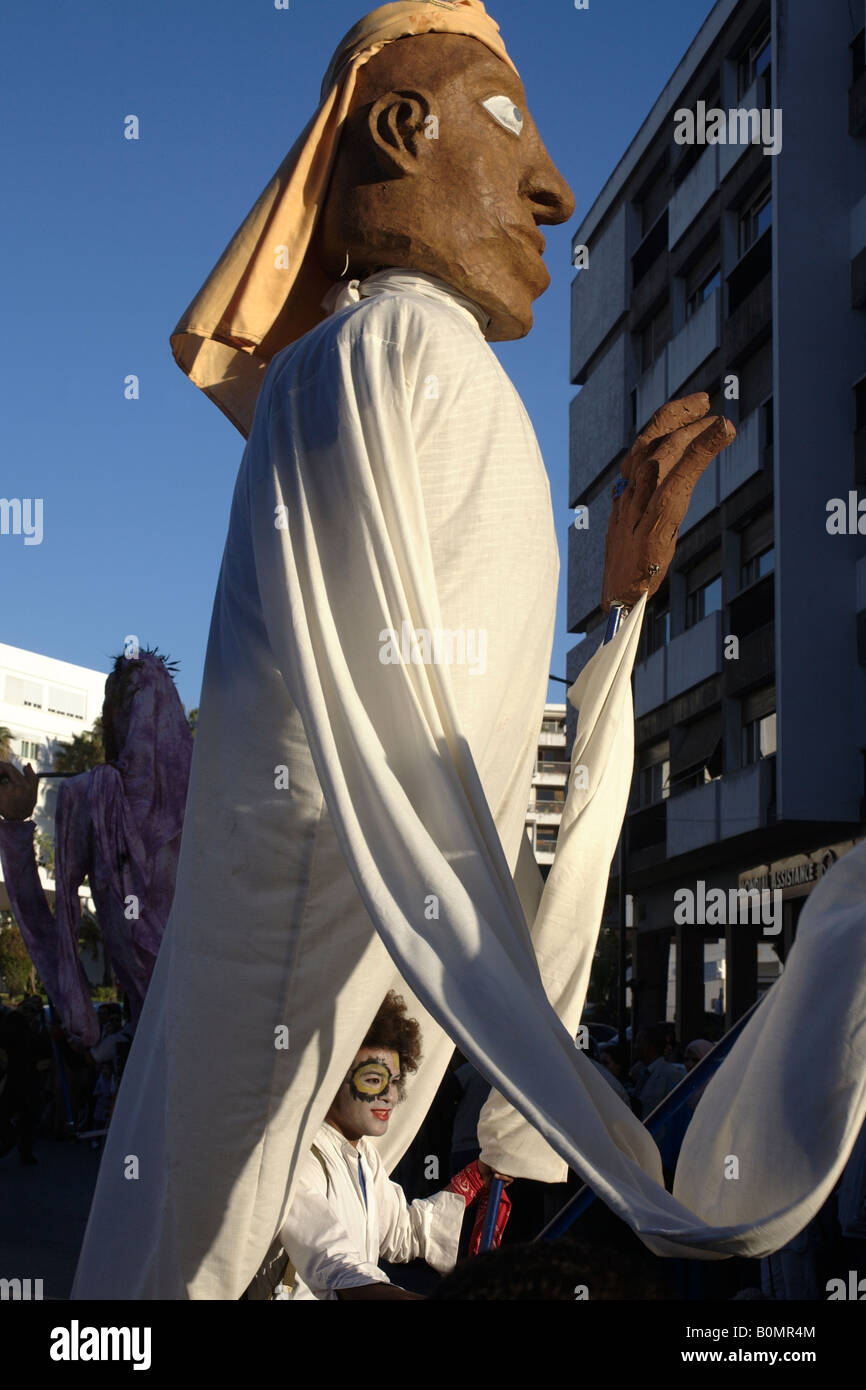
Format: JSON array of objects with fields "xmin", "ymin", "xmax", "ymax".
[{"xmin": 170, "ymin": 1, "xmax": 518, "ymax": 438}]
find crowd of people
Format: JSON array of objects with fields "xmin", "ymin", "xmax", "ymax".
[{"xmin": 0, "ymin": 994, "xmax": 133, "ymax": 1163}]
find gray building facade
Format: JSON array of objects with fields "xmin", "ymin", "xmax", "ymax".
[{"xmin": 568, "ymin": 0, "xmax": 866, "ymax": 1044}]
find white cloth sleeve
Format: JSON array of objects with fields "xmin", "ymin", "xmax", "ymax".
[
  {"xmin": 478, "ymin": 609, "xmax": 648, "ymax": 1182},
  {"xmin": 280, "ymin": 1161, "xmax": 390, "ymax": 1297},
  {"xmin": 373, "ymin": 1159, "xmax": 465, "ymax": 1273}
]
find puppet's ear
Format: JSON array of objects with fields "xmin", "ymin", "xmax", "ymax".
[{"xmin": 367, "ymin": 88, "xmax": 439, "ymax": 173}]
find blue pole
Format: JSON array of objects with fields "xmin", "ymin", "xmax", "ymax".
[
  {"xmin": 603, "ymin": 603, "xmax": 626, "ymax": 645},
  {"xmin": 479, "ymin": 1178, "xmax": 505, "ymax": 1253}
]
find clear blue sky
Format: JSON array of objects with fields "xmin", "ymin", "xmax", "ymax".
[{"xmin": 0, "ymin": 0, "xmax": 713, "ymax": 713}]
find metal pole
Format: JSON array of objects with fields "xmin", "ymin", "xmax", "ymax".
[
  {"xmin": 617, "ymin": 820, "xmax": 629, "ymax": 1076},
  {"xmin": 478, "ymin": 1177, "xmax": 506, "ymax": 1252}
]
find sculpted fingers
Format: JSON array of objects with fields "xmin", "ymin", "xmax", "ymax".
[
  {"xmin": 639, "ymin": 417, "xmax": 725, "ymax": 485},
  {"xmin": 647, "ymin": 417, "xmax": 736, "ymax": 528},
  {"xmin": 628, "ymin": 455, "xmax": 660, "ymax": 525},
  {"xmin": 632, "ymin": 393, "xmax": 710, "ymax": 461}
]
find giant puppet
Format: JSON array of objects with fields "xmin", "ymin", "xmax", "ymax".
[
  {"xmin": 0, "ymin": 652, "xmax": 192, "ymax": 1045},
  {"xmin": 74, "ymin": 1, "xmax": 866, "ymax": 1300}
]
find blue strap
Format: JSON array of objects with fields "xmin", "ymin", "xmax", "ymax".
[{"xmin": 357, "ymin": 1154, "xmax": 368, "ymax": 1210}]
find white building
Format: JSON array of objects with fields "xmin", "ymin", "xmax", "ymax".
[
  {"xmin": 0, "ymin": 642, "xmax": 107, "ymax": 914},
  {"xmin": 525, "ymin": 702, "xmax": 569, "ymax": 873}
]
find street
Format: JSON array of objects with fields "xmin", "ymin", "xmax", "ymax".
[{"xmin": 0, "ymin": 1136, "xmax": 101, "ymax": 1299}]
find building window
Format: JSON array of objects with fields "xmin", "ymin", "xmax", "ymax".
[
  {"xmin": 743, "ymin": 711, "xmax": 777, "ymax": 764},
  {"xmin": 638, "ymin": 301, "xmax": 668, "ymax": 373},
  {"xmin": 5, "ymin": 676, "xmax": 44, "ymax": 710},
  {"xmin": 641, "ymin": 604, "xmax": 670, "ymax": 660},
  {"xmin": 686, "ymin": 575, "xmax": 722, "ymax": 628},
  {"xmin": 632, "ymin": 211, "xmax": 669, "ymax": 290},
  {"xmin": 637, "ymin": 155, "xmax": 670, "ymax": 237},
  {"xmin": 738, "ymin": 24, "xmax": 771, "ymax": 101},
  {"xmin": 540, "ymin": 718, "xmax": 562, "ymax": 734},
  {"xmin": 741, "ymin": 546, "xmax": 774, "ymax": 588},
  {"xmin": 537, "ymin": 747, "xmax": 562, "ymax": 764},
  {"xmin": 536, "ymin": 825, "xmax": 559, "ymax": 847},
  {"xmin": 535, "ymin": 786, "xmax": 565, "ymax": 805},
  {"xmin": 640, "ymin": 758, "xmax": 670, "ymax": 806},
  {"xmin": 20, "ymin": 740, "xmax": 41, "ymax": 761},
  {"xmin": 739, "ymin": 184, "xmax": 772, "ymax": 258},
  {"xmin": 685, "ymin": 266, "xmax": 721, "ymax": 319},
  {"xmin": 47, "ymin": 686, "xmax": 86, "ymax": 720}
]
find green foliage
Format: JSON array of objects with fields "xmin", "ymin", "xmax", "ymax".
[
  {"xmin": 35, "ymin": 830, "xmax": 55, "ymax": 878},
  {"xmin": 0, "ymin": 911, "xmax": 39, "ymax": 997},
  {"xmin": 0, "ymin": 726, "xmax": 13, "ymax": 760},
  {"xmin": 53, "ymin": 717, "xmax": 105, "ymax": 773},
  {"xmin": 79, "ymin": 907, "xmax": 102, "ymax": 961},
  {"xmin": 588, "ymin": 925, "xmax": 621, "ymax": 1021},
  {"xmin": 187, "ymin": 706, "xmax": 198, "ymax": 735}
]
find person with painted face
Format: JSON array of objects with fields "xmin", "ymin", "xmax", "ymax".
[{"xmin": 276, "ymin": 992, "xmax": 511, "ymax": 1300}]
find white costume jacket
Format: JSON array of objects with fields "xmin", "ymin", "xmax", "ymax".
[{"xmin": 280, "ymin": 1121, "xmax": 465, "ymax": 1300}]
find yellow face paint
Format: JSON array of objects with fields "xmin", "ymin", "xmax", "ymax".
[{"xmin": 347, "ymin": 1052, "xmax": 401, "ymax": 1102}]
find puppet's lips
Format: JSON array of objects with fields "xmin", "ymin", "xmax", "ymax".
[
  {"xmin": 372, "ymin": 1109, "xmax": 391, "ymax": 1120},
  {"xmin": 511, "ymin": 224, "xmax": 546, "ymax": 257}
]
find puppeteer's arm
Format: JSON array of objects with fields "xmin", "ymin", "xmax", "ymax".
[{"xmin": 374, "ymin": 1160, "xmax": 466, "ymax": 1273}]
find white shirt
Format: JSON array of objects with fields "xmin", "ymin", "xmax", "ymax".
[{"xmin": 279, "ymin": 1122, "xmax": 465, "ymax": 1300}]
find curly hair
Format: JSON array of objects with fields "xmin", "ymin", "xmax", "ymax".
[{"xmin": 361, "ymin": 991, "xmax": 423, "ymax": 1092}]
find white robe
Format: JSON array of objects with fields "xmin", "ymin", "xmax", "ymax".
[
  {"xmin": 72, "ymin": 270, "xmax": 866, "ymax": 1300},
  {"xmin": 280, "ymin": 1121, "xmax": 465, "ymax": 1300}
]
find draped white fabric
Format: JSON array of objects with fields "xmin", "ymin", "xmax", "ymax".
[{"xmin": 72, "ymin": 272, "xmax": 866, "ymax": 1299}]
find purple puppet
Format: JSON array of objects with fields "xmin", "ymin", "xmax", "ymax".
[{"xmin": 0, "ymin": 651, "xmax": 192, "ymax": 1046}]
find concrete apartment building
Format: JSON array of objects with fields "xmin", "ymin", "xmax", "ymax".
[
  {"xmin": 0, "ymin": 643, "xmax": 107, "ymax": 942},
  {"xmin": 567, "ymin": 0, "xmax": 866, "ymax": 1042},
  {"xmin": 526, "ymin": 702, "xmax": 568, "ymax": 874}
]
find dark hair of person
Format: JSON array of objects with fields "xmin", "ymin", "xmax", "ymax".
[
  {"xmin": 431, "ymin": 1238, "xmax": 673, "ymax": 1301},
  {"xmin": 361, "ymin": 991, "xmax": 422, "ymax": 1083},
  {"xmin": 642, "ymin": 1024, "xmax": 669, "ymax": 1055}
]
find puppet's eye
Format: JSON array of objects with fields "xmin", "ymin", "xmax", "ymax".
[{"xmin": 482, "ymin": 95, "xmax": 523, "ymax": 137}]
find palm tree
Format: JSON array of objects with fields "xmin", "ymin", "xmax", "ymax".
[
  {"xmin": 53, "ymin": 717, "xmax": 105, "ymax": 773},
  {"xmin": 0, "ymin": 726, "xmax": 13, "ymax": 761}
]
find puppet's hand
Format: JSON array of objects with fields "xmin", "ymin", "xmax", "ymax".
[
  {"xmin": 0, "ymin": 762, "xmax": 38, "ymax": 821},
  {"xmin": 601, "ymin": 394, "xmax": 736, "ymax": 612}
]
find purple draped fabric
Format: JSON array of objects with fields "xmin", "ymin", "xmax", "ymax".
[{"xmin": 0, "ymin": 654, "xmax": 192, "ymax": 1045}]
